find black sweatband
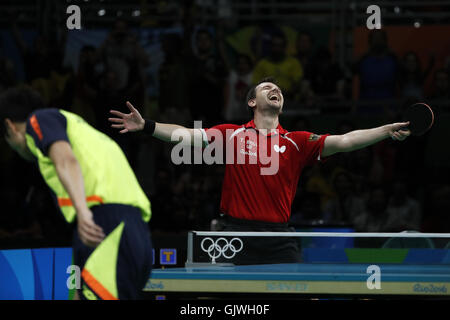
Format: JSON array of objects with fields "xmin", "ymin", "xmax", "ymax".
[{"xmin": 143, "ymin": 119, "xmax": 156, "ymax": 135}]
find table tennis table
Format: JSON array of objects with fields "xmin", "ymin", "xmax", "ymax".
[{"xmin": 143, "ymin": 263, "xmax": 450, "ymax": 299}]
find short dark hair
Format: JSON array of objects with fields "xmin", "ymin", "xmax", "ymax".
[
  {"xmin": 0, "ymin": 86, "xmax": 44, "ymax": 134},
  {"xmin": 245, "ymin": 77, "xmax": 278, "ymax": 116}
]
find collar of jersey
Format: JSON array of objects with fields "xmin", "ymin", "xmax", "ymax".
[{"xmin": 243, "ymin": 119, "xmax": 288, "ymax": 137}]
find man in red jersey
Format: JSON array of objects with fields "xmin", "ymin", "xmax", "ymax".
[{"xmin": 109, "ymin": 77, "xmax": 410, "ymax": 265}]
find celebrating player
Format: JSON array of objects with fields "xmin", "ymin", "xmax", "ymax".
[{"xmin": 109, "ymin": 77, "xmax": 410, "ymax": 265}]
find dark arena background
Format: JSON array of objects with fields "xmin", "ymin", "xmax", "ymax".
[{"xmin": 0, "ymin": 0, "xmax": 449, "ymax": 306}]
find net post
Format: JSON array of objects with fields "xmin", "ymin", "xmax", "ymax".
[{"xmin": 185, "ymin": 231, "xmax": 194, "ymax": 267}]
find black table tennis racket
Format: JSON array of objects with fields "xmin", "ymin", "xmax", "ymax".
[{"xmin": 401, "ymin": 103, "xmax": 434, "ymax": 136}]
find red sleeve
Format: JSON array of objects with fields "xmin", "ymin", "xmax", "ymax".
[{"xmin": 289, "ymin": 131, "xmax": 330, "ymax": 167}]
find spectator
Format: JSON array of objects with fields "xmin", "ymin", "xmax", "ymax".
[
  {"xmin": 11, "ymin": 21, "xmax": 71, "ymax": 107},
  {"xmin": 96, "ymin": 69, "xmax": 126, "ymax": 134},
  {"xmin": 11, "ymin": 25, "xmax": 53, "ymax": 83},
  {"xmin": 302, "ymin": 46, "xmax": 346, "ymax": 103},
  {"xmin": 223, "ymin": 54, "xmax": 254, "ymax": 121},
  {"xmin": 0, "ymin": 38, "xmax": 16, "ymax": 94},
  {"xmin": 399, "ymin": 51, "xmax": 434, "ymax": 100},
  {"xmin": 428, "ymin": 69, "xmax": 450, "ymax": 100},
  {"xmin": 323, "ymin": 170, "xmax": 366, "ymax": 226},
  {"xmin": 353, "ymin": 186, "xmax": 389, "ymax": 232},
  {"xmin": 158, "ymin": 33, "xmax": 190, "ymax": 121},
  {"xmin": 303, "ymin": 161, "xmax": 338, "ymax": 211},
  {"xmin": 97, "ymin": 19, "xmax": 148, "ymax": 106},
  {"xmin": 295, "ymin": 31, "xmax": 314, "ymax": 81},
  {"xmin": 252, "ymin": 32, "xmax": 303, "ymax": 101},
  {"xmin": 149, "ymin": 167, "xmax": 175, "ymax": 233},
  {"xmin": 348, "ymin": 146, "xmax": 384, "ymax": 192},
  {"xmin": 422, "ymin": 184, "xmax": 450, "ymax": 233},
  {"xmin": 384, "ymin": 180, "xmax": 422, "ymax": 231},
  {"xmin": 353, "ymin": 30, "xmax": 399, "ymax": 102},
  {"xmin": 290, "ymin": 191, "xmax": 324, "ymax": 226},
  {"xmin": 188, "ymin": 28, "xmax": 228, "ymax": 126},
  {"xmin": 73, "ymin": 45, "xmax": 102, "ymax": 126}
]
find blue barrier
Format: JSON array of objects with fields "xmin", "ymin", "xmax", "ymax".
[{"xmin": 0, "ymin": 248, "xmax": 72, "ymax": 300}]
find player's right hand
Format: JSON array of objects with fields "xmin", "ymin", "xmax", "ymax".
[
  {"xmin": 109, "ymin": 101, "xmax": 145, "ymax": 134},
  {"xmin": 77, "ymin": 208, "xmax": 105, "ymax": 247}
]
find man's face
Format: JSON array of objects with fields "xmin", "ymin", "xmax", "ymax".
[{"xmin": 250, "ymin": 82, "xmax": 284, "ymax": 113}]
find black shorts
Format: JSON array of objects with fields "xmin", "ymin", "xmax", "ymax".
[
  {"xmin": 72, "ymin": 204, "xmax": 152, "ymax": 300},
  {"xmin": 218, "ymin": 215, "xmax": 302, "ymax": 265}
]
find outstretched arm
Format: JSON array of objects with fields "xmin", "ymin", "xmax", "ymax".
[
  {"xmin": 109, "ymin": 102, "xmax": 202, "ymax": 145},
  {"xmin": 322, "ymin": 122, "xmax": 410, "ymax": 157}
]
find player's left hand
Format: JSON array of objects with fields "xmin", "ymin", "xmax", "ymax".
[{"xmin": 388, "ymin": 122, "xmax": 411, "ymax": 141}]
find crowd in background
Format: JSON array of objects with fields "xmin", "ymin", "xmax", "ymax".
[{"xmin": 1, "ymin": 5, "xmax": 450, "ymax": 249}]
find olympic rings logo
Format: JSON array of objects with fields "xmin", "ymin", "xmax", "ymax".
[{"xmin": 200, "ymin": 237, "xmax": 243, "ymax": 261}]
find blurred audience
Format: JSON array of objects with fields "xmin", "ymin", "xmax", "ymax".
[
  {"xmin": 290, "ymin": 191, "xmax": 324, "ymax": 226},
  {"xmin": 73, "ymin": 45, "xmax": 101, "ymax": 126},
  {"xmin": 223, "ymin": 54, "xmax": 253, "ymax": 121},
  {"xmin": 384, "ymin": 180, "xmax": 422, "ymax": 232},
  {"xmin": 422, "ymin": 184, "xmax": 450, "ymax": 233},
  {"xmin": 158, "ymin": 33, "xmax": 191, "ymax": 121},
  {"xmin": 428, "ymin": 69, "xmax": 450, "ymax": 100},
  {"xmin": 398, "ymin": 51, "xmax": 435, "ymax": 100},
  {"xmin": 252, "ymin": 31, "xmax": 303, "ymax": 101},
  {"xmin": 353, "ymin": 186, "xmax": 389, "ymax": 232},
  {"xmin": 323, "ymin": 170, "xmax": 366, "ymax": 226},
  {"xmin": 187, "ymin": 28, "xmax": 228, "ymax": 126},
  {"xmin": 298, "ymin": 46, "xmax": 347, "ymax": 108},
  {"xmin": 0, "ymin": 12, "xmax": 448, "ymax": 242},
  {"xmin": 0, "ymin": 39, "xmax": 16, "ymax": 94},
  {"xmin": 353, "ymin": 30, "xmax": 399, "ymax": 105},
  {"xmin": 295, "ymin": 31, "xmax": 315, "ymax": 81}
]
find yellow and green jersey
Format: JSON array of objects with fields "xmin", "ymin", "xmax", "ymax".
[{"xmin": 25, "ymin": 108, "xmax": 151, "ymax": 223}]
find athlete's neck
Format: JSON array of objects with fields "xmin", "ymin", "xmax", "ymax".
[{"xmin": 253, "ymin": 113, "xmax": 279, "ymax": 131}]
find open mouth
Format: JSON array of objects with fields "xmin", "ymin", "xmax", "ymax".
[{"xmin": 268, "ymin": 94, "xmax": 280, "ymax": 102}]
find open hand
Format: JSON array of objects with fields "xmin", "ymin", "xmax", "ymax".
[{"xmin": 109, "ymin": 101, "xmax": 145, "ymax": 134}]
